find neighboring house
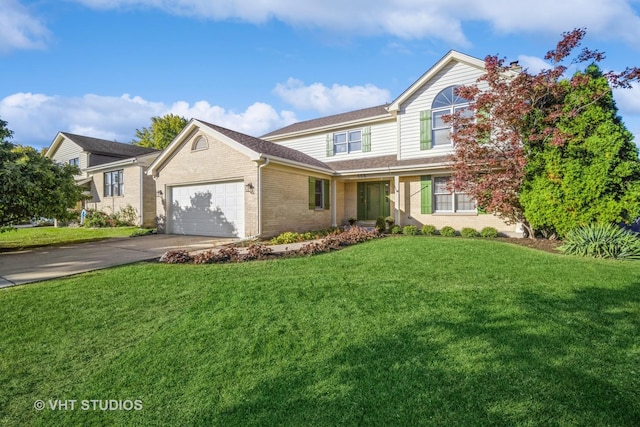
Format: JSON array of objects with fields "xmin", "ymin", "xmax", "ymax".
[
  {"xmin": 46, "ymin": 132, "xmax": 160, "ymax": 226},
  {"xmin": 147, "ymin": 50, "xmax": 522, "ymax": 238}
]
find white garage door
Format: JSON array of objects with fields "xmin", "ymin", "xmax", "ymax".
[{"xmin": 169, "ymin": 181, "xmax": 245, "ymax": 237}]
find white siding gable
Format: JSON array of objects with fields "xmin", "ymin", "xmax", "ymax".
[
  {"xmin": 49, "ymin": 138, "xmax": 88, "ymax": 177},
  {"xmin": 398, "ymin": 60, "xmax": 484, "ymax": 160}
]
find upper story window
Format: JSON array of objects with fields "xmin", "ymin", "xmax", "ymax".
[
  {"xmin": 69, "ymin": 158, "xmax": 79, "ymax": 166},
  {"xmin": 326, "ymin": 127, "xmax": 371, "ymax": 157},
  {"xmin": 334, "ymin": 130, "xmax": 362, "ymax": 154},
  {"xmin": 432, "ymin": 86, "xmax": 471, "ymax": 148},
  {"xmin": 104, "ymin": 170, "xmax": 124, "ymax": 197},
  {"xmin": 421, "ymin": 85, "xmax": 471, "ymax": 150},
  {"xmin": 192, "ymin": 136, "xmax": 208, "ymax": 151}
]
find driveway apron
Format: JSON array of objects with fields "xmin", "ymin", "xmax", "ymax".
[{"xmin": 0, "ymin": 234, "xmax": 234, "ymax": 288}]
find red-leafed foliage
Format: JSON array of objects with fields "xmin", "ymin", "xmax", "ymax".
[{"xmin": 446, "ymin": 28, "xmax": 640, "ymax": 237}]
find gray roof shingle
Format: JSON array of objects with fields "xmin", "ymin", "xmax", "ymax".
[
  {"xmin": 62, "ymin": 132, "xmax": 159, "ymax": 158},
  {"xmin": 261, "ymin": 105, "xmax": 391, "ymax": 138},
  {"xmin": 198, "ymin": 121, "xmax": 332, "ymax": 171}
]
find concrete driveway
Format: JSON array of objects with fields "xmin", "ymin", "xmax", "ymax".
[{"xmin": 0, "ymin": 234, "xmax": 235, "ymax": 288}]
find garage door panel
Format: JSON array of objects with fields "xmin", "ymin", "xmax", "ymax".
[{"xmin": 169, "ymin": 181, "xmax": 244, "ymax": 237}]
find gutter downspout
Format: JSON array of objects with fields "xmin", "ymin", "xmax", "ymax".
[
  {"xmin": 258, "ymin": 157, "xmax": 269, "ymax": 237},
  {"xmin": 139, "ymin": 162, "xmax": 144, "ymax": 227},
  {"xmin": 241, "ymin": 156, "xmax": 270, "ymax": 243}
]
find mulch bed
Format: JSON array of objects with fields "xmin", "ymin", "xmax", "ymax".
[{"xmin": 497, "ymin": 237, "xmax": 563, "ymax": 254}]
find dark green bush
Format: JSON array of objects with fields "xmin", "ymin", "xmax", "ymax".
[
  {"xmin": 559, "ymin": 223, "xmax": 640, "ymax": 260},
  {"xmin": 421, "ymin": 224, "xmax": 437, "ymax": 236},
  {"xmin": 402, "ymin": 225, "xmax": 418, "ymax": 235},
  {"xmin": 375, "ymin": 216, "xmax": 386, "ymax": 232},
  {"xmin": 440, "ymin": 226, "xmax": 457, "ymax": 237},
  {"xmin": 480, "ymin": 227, "xmax": 499, "ymax": 238},
  {"xmin": 461, "ymin": 227, "xmax": 479, "ymax": 238}
]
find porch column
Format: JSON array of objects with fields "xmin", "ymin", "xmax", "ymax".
[
  {"xmin": 394, "ymin": 175, "xmax": 400, "ymax": 226},
  {"xmin": 331, "ymin": 179, "xmax": 337, "ymax": 227}
]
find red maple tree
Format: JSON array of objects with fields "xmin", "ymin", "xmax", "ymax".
[{"xmin": 446, "ymin": 28, "xmax": 640, "ymax": 237}]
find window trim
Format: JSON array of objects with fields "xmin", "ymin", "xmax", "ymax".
[
  {"xmin": 333, "ymin": 129, "xmax": 363, "ymax": 155},
  {"xmin": 69, "ymin": 157, "xmax": 80, "ymax": 166},
  {"xmin": 432, "ymin": 175, "xmax": 475, "ymax": 213},
  {"xmin": 308, "ymin": 176, "xmax": 330, "ymax": 210},
  {"xmin": 430, "ymin": 85, "xmax": 470, "ymax": 149},
  {"xmin": 191, "ymin": 136, "xmax": 209, "ymax": 151},
  {"xmin": 104, "ymin": 169, "xmax": 124, "ymax": 197}
]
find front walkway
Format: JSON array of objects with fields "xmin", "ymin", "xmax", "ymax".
[{"xmin": 0, "ymin": 234, "xmax": 234, "ymax": 288}]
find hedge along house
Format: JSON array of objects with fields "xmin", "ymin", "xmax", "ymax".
[
  {"xmin": 46, "ymin": 132, "xmax": 160, "ymax": 226},
  {"xmin": 148, "ymin": 50, "xmax": 522, "ymax": 238}
]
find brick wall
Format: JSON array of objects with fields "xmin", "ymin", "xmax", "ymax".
[{"xmin": 153, "ymin": 131, "xmax": 259, "ymax": 236}]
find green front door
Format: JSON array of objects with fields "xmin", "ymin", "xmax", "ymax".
[{"xmin": 357, "ymin": 182, "xmax": 390, "ymax": 220}]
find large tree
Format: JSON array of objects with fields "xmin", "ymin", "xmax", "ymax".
[
  {"xmin": 447, "ymin": 28, "xmax": 640, "ymax": 238},
  {"xmin": 520, "ymin": 65, "xmax": 640, "ymax": 237},
  {"xmin": 132, "ymin": 113, "xmax": 188, "ymax": 150},
  {"xmin": 0, "ymin": 119, "xmax": 85, "ymax": 230}
]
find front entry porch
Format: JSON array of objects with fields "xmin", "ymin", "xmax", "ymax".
[{"xmin": 356, "ymin": 181, "xmax": 391, "ymax": 221}]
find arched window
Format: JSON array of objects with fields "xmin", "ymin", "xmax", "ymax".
[
  {"xmin": 430, "ymin": 85, "xmax": 470, "ymax": 147},
  {"xmin": 192, "ymin": 136, "xmax": 209, "ymax": 151}
]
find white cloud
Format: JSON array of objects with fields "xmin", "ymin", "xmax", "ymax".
[
  {"xmin": 615, "ymin": 82, "xmax": 640, "ymax": 116},
  {"xmin": 0, "ymin": 92, "xmax": 296, "ymax": 149},
  {"xmin": 70, "ymin": 0, "xmax": 640, "ymax": 47},
  {"xmin": 273, "ymin": 78, "xmax": 391, "ymax": 114},
  {"xmin": 0, "ymin": 0, "xmax": 50, "ymax": 53}
]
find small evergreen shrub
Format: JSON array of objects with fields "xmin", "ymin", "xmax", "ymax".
[
  {"xmin": 403, "ymin": 225, "xmax": 418, "ymax": 236},
  {"xmin": 385, "ymin": 216, "xmax": 395, "ymax": 228},
  {"xmin": 461, "ymin": 227, "xmax": 479, "ymax": 238},
  {"xmin": 559, "ymin": 223, "xmax": 640, "ymax": 260},
  {"xmin": 440, "ymin": 226, "xmax": 457, "ymax": 237},
  {"xmin": 480, "ymin": 227, "xmax": 499, "ymax": 238},
  {"xmin": 375, "ymin": 216, "xmax": 386, "ymax": 233},
  {"xmin": 421, "ymin": 224, "xmax": 437, "ymax": 236},
  {"xmin": 391, "ymin": 225, "xmax": 402, "ymax": 234}
]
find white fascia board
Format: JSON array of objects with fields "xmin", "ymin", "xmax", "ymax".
[
  {"xmin": 257, "ymin": 154, "xmax": 336, "ymax": 176},
  {"xmin": 334, "ymin": 162, "xmax": 451, "ymax": 177},
  {"xmin": 387, "ymin": 50, "xmax": 485, "ymax": 112},
  {"xmin": 45, "ymin": 132, "xmax": 67, "ymax": 159},
  {"xmin": 84, "ymin": 157, "xmax": 138, "ymax": 172}
]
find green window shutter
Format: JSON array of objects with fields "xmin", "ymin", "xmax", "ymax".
[
  {"xmin": 308, "ymin": 176, "xmax": 316, "ymax": 210},
  {"xmin": 420, "ymin": 110, "xmax": 432, "ymax": 150},
  {"xmin": 362, "ymin": 126, "xmax": 371, "ymax": 152},
  {"xmin": 420, "ymin": 175, "xmax": 432, "ymax": 214},
  {"xmin": 326, "ymin": 134, "xmax": 334, "ymax": 157},
  {"xmin": 324, "ymin": 180, "xmax": 330, "ymax": 210}
]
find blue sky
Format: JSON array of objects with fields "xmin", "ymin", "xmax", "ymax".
[{"xmin": 1, "ymin": 0, "xmax": 640, "ymax": 150}]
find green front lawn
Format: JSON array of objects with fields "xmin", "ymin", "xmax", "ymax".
[
  {"xmin": 0, "ymin": 227, "xmax": 143, "ymax": 251},
  {"xmin": 1, "ymin": 238, "xmax": 639, "ymax": 426}
]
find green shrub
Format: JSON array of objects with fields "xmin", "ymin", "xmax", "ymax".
[
  {"xmin": 270, "ymin": 231, "xmax": 304, "ymax": 245},
  {"xmin": 375, "ymin": 216, "xmax": 386, "ymax": 233},
  {"xmin": 385, "ymin": 216, "xmax": 395, "ymax": 227},
  {"xmin": 421, "ymin": 224, "xmax": 437, "ymax": 236},
  {"xmin": 461, "ymin": 227, "xmax": 479, "ymax": 238},
  {"xmin": 480, "ymin": 227, "xmax": 499, "ymax": 238},
  {"xmin": 402, "ymin": 225, "xmax": 418, "ymax": 236},
  {"xmin": 440, "ymin": 226, "xmax": 457, "ymax": 237},
  {"xmin": 114, "ymin": 204, "xmax": 138, "ymax": 226},
  {"xmin": 391, "ymin": 225, "xmax": 402, "ymax": 234},
  {"xmin": 84, "ymin": 211, "xmax": 111, "ymax": 228},
  {"xmin": 559, "ymin": 223, "xmax": 640, "ymax": 260}
]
